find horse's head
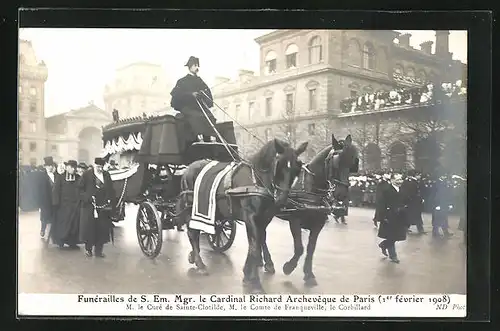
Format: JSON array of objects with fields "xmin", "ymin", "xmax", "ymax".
[
  {"xmin": 326, "ymin": 134, "xmax": 359, "ymax": 201},
  {"xmin": 252, "ymin": 138, "xmax": 308, "ymax": 206}
]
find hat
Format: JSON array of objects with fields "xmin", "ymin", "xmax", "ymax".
[
  {"xmin": 184, "ymin": 56, "xmax": 199, "ymax": 67},
  {"xmin": 65, "ymin": 160, "xmax": 78, "ymax": 168},
  {"xmin": 94, "ymin": 157, "xmax": 106, "ymax": 166},
  {"xmin": 77, "ymin": 162, "xmax": 87, "ymax": 169},
  {"xmin": 43, "ymin": 156, "xmax": 55, "ymax": 166}
]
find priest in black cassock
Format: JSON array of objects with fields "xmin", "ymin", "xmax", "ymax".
[
  {"xmin": 79, "ymin": 157, "xmax": 116, "ymax": 258},
  {"xmin": 170, "ymin": 56, "xmax": 217, "ymax": 143},
  {"xmin": 51, "ymin": 160, "xmax": 81, "ymax": 248}
]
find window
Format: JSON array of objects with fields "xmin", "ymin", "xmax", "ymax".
[
  {"xmin": 308, "ymin": 88, "xmax": 317, "ymax": 110},
  {"xmin": 394, "ymin": 65, "xmax": 403, "ymax": 75},
  {"xmin": 235, "ymin": 104, "xmax": 241, "ymax": 119},
  {"xmin": 362, "ymin": 43, "xmax": 375, "ymax": 70},
  {"xmin": 29, "ymin": 87, "xmax": 37, "ymax": 96},
  {"xmin": 264, "ymin": 51, "xmax": 277, "ymax": 75},
  {"xmin": 248, "ymin": 101, "xmax": 255, "ymax": 118},
  {"xmin": 51, "ymin": 145, "xmax": 58, "ymax": 153},
  {"xmin": 29, "ymin": 120, "xmax": 36, "ymax": 132},
  {"xmin": 264, "ymin": 128, "xmax": 272, "ymax": 141},
  {"xmin": 350, "ymin": 90, "xmax": 358, "ymax": 98},
  {"xmin": 29, "ymin": 142, "xmax": 36, "ymax": 152},
  {"xmin": 30, "ymin": 102, "xmax": 36, "ymax": 113},
  {"xmin": 285, "ymin": 44, "xmax": 298, "ymax": 69},
  {"xmin": 308, "ymin": 36, "xmax": 323, "ymax": 64},
  {"xmin": 265, "ymin": 97, "xmax": 272, "ymax": 117},
  {"xmin": 285, "ymin": 93, "xmax": 294, "ymax": 115},
  {"xmin": 308, "ymin": 123, "xmax": 316, "ymax": 136}
]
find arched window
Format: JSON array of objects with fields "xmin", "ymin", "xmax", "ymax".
[
  {"xmin": 406, "ymin": 67, "xmax": 416, "ymax": 78},
  {"xmin": 308, "ymin": 36, "xmax": 322, "ymax": 64},
  {"xmin": 389, "ymin": 142, "xmax": 407, "ymax": 171},
  {"xmin": 394, "ymin": 64, "xmax": 404, "ymax": 75},
  {"xmin": 364, "ymin": 143, "xmax": 381, "ymax": 171},
  {"xmin": 285, "ymin": 44, "xmax": 298, "ymax": 69},
  {"xmin": 362, "ymin": 43, "xmax": 375, "ymax": 70},
  {"xmin": 347, "ymin": 39, "xmax": 361, "ymax": 66},
  {"xmin": 264, "ymin": 51, "xmax": 277, "ymax": 75}
]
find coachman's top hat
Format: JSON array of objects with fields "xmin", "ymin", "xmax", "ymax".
[
  {"xmin": 94, "ymin": 157, "xmax": 106, "ymax": 166},
  {"xmin": 185, "ymin": 56, "xmax": 200, "ymax": 67},
  {"xmin": 43, "ymin": 156, "xmax": 55, "ymax": 166},
  {"xmin": 65, "ymin": 160, "xmax": 78, "ymax": 168}
]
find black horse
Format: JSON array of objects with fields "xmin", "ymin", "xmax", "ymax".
[
  {"xmin": 177, "ymin": 138, "xmax": 308, "ymax": 293},
  {"xmin": 261, "ymin": 134, "xmax": 359, "ymax": 287}
]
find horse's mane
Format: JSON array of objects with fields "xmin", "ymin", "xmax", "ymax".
[
  {"xmin": 309, "ymin": 146, "xmax": 333, "ymax": 166},
  {"xmin": 249, "ymin": 139, "xmax": 286, "ymax": 169}
]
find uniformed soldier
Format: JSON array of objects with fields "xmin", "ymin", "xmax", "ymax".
[{"xmin": 170, "ymin": 56, "xmax": 217, "ymax": 143}]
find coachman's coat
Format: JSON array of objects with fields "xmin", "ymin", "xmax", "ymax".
[
  {"xmin": 78, "ymin": 169, "xmax": 116, "ymax": 246},
  {"xmin": 170, "ymin": 74, "xmax": 216, "ymax": 141},
  {"xmin": 376, "ymin": 184, "xmax": 408, "ymax": 242},
  {"xmin": 52, "ymin": 172, "xmax": 81, "ymax": 245}
]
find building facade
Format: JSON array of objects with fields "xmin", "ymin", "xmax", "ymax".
[
  {"xmin": 18, "ymin": 40, "xmax": 49, "ymax": 166},
  {"xmin": 212, "ymin": 30, "xmax": 466, "ymax": 172},
  {"xmin": 45, "ymin": 103, "xmax": 113, "ymax": 165},
  {"xmin": 103, "ymin": 62, "xmax": 172, "ymax": 119}
]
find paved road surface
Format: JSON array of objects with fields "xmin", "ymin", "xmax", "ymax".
[{"xmin": 18, "ymin": 206, "xmax": 466, "ymax": 295}]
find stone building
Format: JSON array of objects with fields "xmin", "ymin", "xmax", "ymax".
[
  {"xmin": 45, "ymin": 102, "xmax": 112, "ymax": 165},
  {"xmin": 18, "ymin": 39, "xmax": 49, "ymax": 167},
  {"xmin": 212, "ymin": 30, "xmax": 466, "ymax": 172},
  {"xmin": 103, "ymin": 62, "xmax": 172, "ymax": 119}
]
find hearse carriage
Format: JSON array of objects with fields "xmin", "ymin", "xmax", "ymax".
[{"xmin": 101, "ymin": 112, "xmax": 240, "ymax": 258}]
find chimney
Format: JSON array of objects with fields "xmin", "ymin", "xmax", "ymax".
[
  {"xmin": 419, "ymin": 40, "xmax": 433, "ymax": 55},
  {"xmin": 238, "ymin": 69, "xmax": 254, "ymax": 83},
  {"xmin": 214, "ymin": 76, "xmax": 230, "ymax": 86},
  {"xmin": 435, "ymin": 30, "xmax": 450, "ymax": 57},
  {"xmin": 398, "ymin": 33, "xmax": 411, "ymax": 47}
]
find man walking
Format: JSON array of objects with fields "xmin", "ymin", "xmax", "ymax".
[
  {"xmin": 37, "ymin": 156, "xmax": 57, "ymax": 238},
  {"xmin": 170, "ymin": 56, "xmax": 217, "ymax": 143},
  {"xmin": 401, "ymin": 170, "xmax": 426, "ymax": 234}
]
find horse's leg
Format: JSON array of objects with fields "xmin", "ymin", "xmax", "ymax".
[
  {"xmin": 303, "ymin": 220, "xmax": 325, "ymax": 287},
  {"xmin": 242, "ymin": 208, "xmax": 264, "ymax": 293},
  {"xmin": 187, "ymin": 227, "xmax": 208, "ymax": 276},
  {"xmin": 283, "ymin": 218, "xmax": 304, "ymax": 275},
  {"xmin": 260, "ymin": 220, "xmax": 275, "ymax": 274}
]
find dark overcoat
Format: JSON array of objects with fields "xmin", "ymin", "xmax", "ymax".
[
  {"xmin": 400, "ymin": 177, "xmax": 423, "ymax": 226},
  {"xmin": 377, "ymin": 184, "xmax": 408, "ymax": 242},
  {"xmin": 170, "ymin": 74, "xmax": 217, "ymax": 140},
  {"xmin": 373, "ymin": 180, "xmax": 391, "ymax": 222},
  {"xmin": 51, "ymin": 173, "xmax": 81, "ymax": 245},
  {"xmin": 431, "ymin": 179, "xmax": 452, "ymax": 228},
  {"xmin": 37, "ymin": 171, "xmax": 58, "ymax": 223},
  {"xmin": 78, "ymin": 170, "xmax": 116, "ymax": 246}
]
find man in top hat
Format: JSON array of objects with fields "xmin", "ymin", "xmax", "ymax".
[
  {"xmin": 37, "ymin": 156, "xmax": 58, "ymax": 238},
  {"xmin": 170, "ymin": 56, "xmax": 217, "ymax": 143},
  {"xmin": 79, "ymin": 157, "xmax": 116, "ymax": 258},
  {"xmin": 51, "ymin": 160, "xmax": 81, "ymax": 248},
  {"xmin": 76, "ymin": 162, "xmax": 88, "ymax": 177},
  {"xmin": 373, "ymin": 171, "xmax": 392, "ymax": 228}
]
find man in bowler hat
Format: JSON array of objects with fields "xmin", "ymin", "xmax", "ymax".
[{"xmin": 170, "ymin": 56, "xmax": 217, "ymax": 143}]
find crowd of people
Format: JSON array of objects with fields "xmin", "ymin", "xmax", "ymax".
[
  {"xmin": 19, "ymin": 156, "xmax": 117, "ymax": 258},
  {"xmin": 340, "ymin": 80, "xmax": 467, "ymax": 113}
]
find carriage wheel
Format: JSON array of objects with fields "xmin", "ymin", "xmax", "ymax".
[
  {"xmin": 207, "ymin": 219, "xmax": 237, "ymax": 253},
  {"xmin": 136, "ymin": 201, "xmax": 163, "ymax": 259}
]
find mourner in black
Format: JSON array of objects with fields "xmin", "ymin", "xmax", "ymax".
[
  {"xmin": 51, "ymin": 160, "xmax": 81, "ymax": 249},
  {"xmin": 38, "ymin": 156, "xmax": 57, "ymax": 238},
  {"xmin": 76, "ymin": 162, "xmax": 88, "ymax": 177},
  {"xmin": 401, "ymin": 170, "xmax": 426, "ymax": 234},
  {"xmin": 373, "ymin": 173, "xmax": 392, "ymax": 228},
  {"xmin": 376, "ymin": 173, "xmax": 408, "ymax": 263},
  {"xmin": 79, "ymin": 157, "xmax": 116, "ymax": 258},
  {"xmin": 431, "ymin": 173, "xmax": 453, "ymax": 238},
  {"xmin": 170, "ymin": 56, "xmax": 217, "ymax": 143}
]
